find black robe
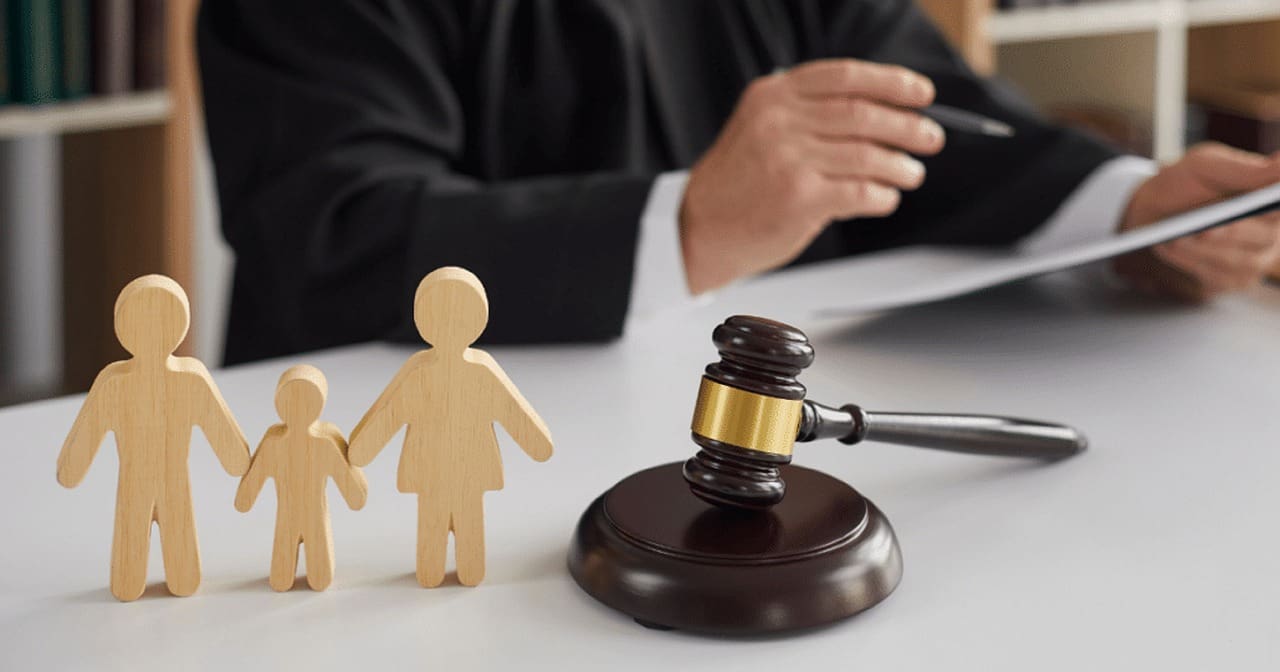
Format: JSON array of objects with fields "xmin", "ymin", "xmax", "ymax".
[{"xmin": 198, "ymin": 0, "xmax": 1116, "ymax": 365}]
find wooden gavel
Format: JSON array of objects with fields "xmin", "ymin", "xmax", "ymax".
[{"xmin": 682, "ymin": 316, "xmax": 1088, "ymax": 509}]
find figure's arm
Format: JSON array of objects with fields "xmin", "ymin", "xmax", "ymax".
[
  {"xmin": 476, "ymin": 352, "xmax": 553, "ymax": 462},
  {"xmin": 347, "ymin": 362, "xmax": 413, "ymax": 467},
  {"xmin": 234, "ymin": 431, "xmax": 278, "ymax": 512},
  {"xmin": 319, "ymin": 423, "xmax": 369, "ymax": 510},
  {"xmin": 56, "ymin": 367, "xmax": 119, "ymax": 488},
  {"xmin": 180, "ymin": 359, "xmax": 251, "ymax": 476}
]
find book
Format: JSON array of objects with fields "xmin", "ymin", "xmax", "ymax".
[
  {"xmin": 60, "ymin": 0, "xmax": 89, "ymax": 98},
  {"xmin": 131, "ymin": 0, "xmax": 163, "ymax": 90},
  {"xmin": 91, "ymin": 0, "xmax": 130, "ymax": 94},
  {"xmin": 10, "ymin": 0, "xmax": 61, "ymax": 104},
  {"xmin": 0, "ymin": 0, "xmax": 11, "ymax": 104}
]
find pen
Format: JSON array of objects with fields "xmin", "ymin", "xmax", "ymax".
[
  {"xmin": 921, "ymin": 104, "xmax": 1015, "ymax": 138},
  {"xmin": 771, "ymin": 63, "xmax": 1015, "ymax": 138}
]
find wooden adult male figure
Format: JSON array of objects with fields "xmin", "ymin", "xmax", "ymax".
[
  {"xmin": 57, "ymin": 275, "xmax": 250, "ymax": 601},
  {"xmin": 349, "ymin": 267, "xmax": 553, "ymax": 587}
]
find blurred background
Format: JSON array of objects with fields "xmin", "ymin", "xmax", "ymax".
[{"xmin": 2, "ymin": 0, "xmax": 1279, "ymax": 407}]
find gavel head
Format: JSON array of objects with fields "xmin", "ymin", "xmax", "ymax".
[{"xmin": 682, "ymin": 315, "xmax": 814, "ymax": 510}]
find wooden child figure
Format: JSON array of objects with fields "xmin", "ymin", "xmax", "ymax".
[
  {"xmin": 235, "ymin": 365, "xmax": 368, "ymax": 591},
  {"xmin": 56, "ymin": 275, "xmax": 250, "ymax": 601},
  {"xmin": 349, "ymin": 267, "xmax": 553, "ymax": 587}
]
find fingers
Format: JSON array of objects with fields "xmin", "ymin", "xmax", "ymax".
[
  {"xmin": 801, "ymin": 139, "xmax": 926, "ymax": 190},
  {"xmin": 798, "ymin": 98, "xmax": 945, "ymax": 155},
  {"xmin": 1124, "ymin": 143, "xmax": 1280, "ymax": 228},
  {"xmin": 1122, "ymin": 214, "xmax": 1280, "ymax": 301},
  {"xmin": 786, "ymin": 59, "xmax": 935, "ymax": 108},
  {"xmin": 1193, "ymin": 219, "xmax": 1277, "ymax": 252},
  {"xmin": 818, "ymin": 179, "xmax": 902, "ymax": 220},
  {"xmin": 1153, "ymin": 219, "xmax": 1280, "ymax": 293},
  {"xmin": 1153, "ymin": 243, "xmax": 1248, "ymax": 293},
  {"xmin": 1181, "ymin": 142, "xmax": 1280, "ymax": 195},
  {"xmin": 1158, "ymin": 239, "xmax": 1255, "ymax": 281}
]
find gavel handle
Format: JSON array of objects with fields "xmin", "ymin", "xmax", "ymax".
[{"xmin": 799, "ymin": 401, "xmax": 1086, "ymax": 460}]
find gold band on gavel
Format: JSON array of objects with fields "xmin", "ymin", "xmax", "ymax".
[{"xmin": 690, "ymin": 377, "xmax": 803, "ymax": 456}]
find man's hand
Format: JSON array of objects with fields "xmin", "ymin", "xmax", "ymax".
[
  {"xmin": 1116, "ymin": 143, "xmax": 1280, "ymax": 301},
  {"xmin": 680, "ymin": 59, "xmax": 946, "ymax": 294}
]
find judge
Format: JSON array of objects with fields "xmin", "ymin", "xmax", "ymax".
[{"xmin": 198, "ymin": 0, "xmax": 1280, "ymax": 365}]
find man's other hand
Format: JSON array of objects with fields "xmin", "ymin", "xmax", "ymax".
[
  {"xmin": 1116, "ymin": 143, "xmax": 1280, "ymax": 301},
  {"xmin": 679, "ymin": 59, "xmax": 946, "ymax": 294}
]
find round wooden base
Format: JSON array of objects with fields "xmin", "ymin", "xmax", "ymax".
[{"xmin": 567, "ymin": 462, "xmax": 902, "ymax": 635}]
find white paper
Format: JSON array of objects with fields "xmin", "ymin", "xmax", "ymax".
[{"xmin": 800, "ymin": 181, "xmax": 1280, "ymax": 316}]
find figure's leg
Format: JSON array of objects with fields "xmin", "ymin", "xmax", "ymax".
[
  {"xmin": 156, "ymin": 491, "xmax": 202, "ymax": 597},
  {"xmin": 416, "ymin": 493, "xmax": 450, "ymax": 588},
  {"xmin": 303, "ymin": 515, "xmax": 335, "ymax": 591},
  {"xmin": 453, "ymin": 493, "xmax": 486, "ymax": 587},
  {"xmin": 269, "ymin": 518, "xmax": 302, "ymax": 592},
  {"xmin": 109, "ymin": 494, "xmax": 154, "ymax": 602}
]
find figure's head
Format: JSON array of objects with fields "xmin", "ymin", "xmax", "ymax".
[
  {"xmin": 114, "ymin": 275, "xmax": 190, "ymax": 359},
  {"xmin": 275, "ymin": 365, "xmax": 328, "ymax": 426},
  {"xmin": 413, "ymin": 267, "xmax": 489, "ymax": 353}
]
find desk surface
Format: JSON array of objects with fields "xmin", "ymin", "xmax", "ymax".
[{"xmin": 2, "ymin": 268, "xmax": 1278, "ymax": 670}]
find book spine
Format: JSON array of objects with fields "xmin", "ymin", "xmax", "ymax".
[
  {"xmin": 12, "ymin": 0, "xmax": 61, "ymax": 104},
  {"xmin": 59, "ymin": 0, "xmax": 89, "ymax": 98},
  {"xmin": 0, "ymin": 0, "xmax": 11, "ymax": 104},
  {"xmin": 91, "ymin": 0, "xmax": 130, "ymax": 94},
  {"xmin": 131, "ymin": 0, "xmax": 163, "ymax": 90}
]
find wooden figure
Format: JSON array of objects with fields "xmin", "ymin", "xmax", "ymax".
[
  {"xmin": 348, "ymin": 267, "xmax": 553, "ymax": 588},
  {"xmin": 56, "ymin": 274, "xmax": 250, "ymax": 601},
  {"xmin": 235, "ymin": 365, "xmax": 368, "ymax": 591}
]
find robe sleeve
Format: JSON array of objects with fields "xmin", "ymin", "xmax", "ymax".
[
  {"xmin": 817, "ymin": 0, "xmax": 1121, "ymax": 254},
  {"xmin": 198, "ymin": 0, "xmax": 653, "ymax": 364}
]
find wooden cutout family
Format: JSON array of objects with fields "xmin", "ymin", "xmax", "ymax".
[{"xmin": 56, "ymin": 267, "xmax": 552, "ymax": 600}]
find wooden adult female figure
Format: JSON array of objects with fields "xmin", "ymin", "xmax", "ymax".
[{"xmin": 349, "ymin": 267, "xmax": 553, "ymax": 587}]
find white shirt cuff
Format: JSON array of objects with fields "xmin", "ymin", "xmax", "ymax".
[
  {"xmin": 1017, "ymin": 155, "xmax": 1158, "ymax": 255},
  {"xmin": 627, "ymin": 171, "xmax": 696, "ymax": 325}
]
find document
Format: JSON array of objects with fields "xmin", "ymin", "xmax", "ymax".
[{"xmin": 802, "ymin": 181, "xmax": 1280, "ymax": 316}]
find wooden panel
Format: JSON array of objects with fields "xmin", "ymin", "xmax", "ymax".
[
  {"xmin": 164, "ymin": 0, "xmax": 200, "ymax": 310},
  {"xmin": 1188, "ymin": 19, "xmax": 1280, "ymax": 97},
  {"xmin": 918, "ymin": 0, "xmax": 996, "ymax": 75},
  {"xmin": 60, "ymin": 0, "xmax": 199, "ymax": 392},
  {"xmin": 62, "ymin": 125, "xmax": 169, "ymax": 391}
]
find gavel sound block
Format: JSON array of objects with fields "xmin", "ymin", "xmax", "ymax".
[{"xmin": 568, "ymin": 316, "xmax": 1086, "ymax": 635}]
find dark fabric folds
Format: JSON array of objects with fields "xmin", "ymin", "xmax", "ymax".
[{"xmin": 198, "ymin": 0, "xmax": 1116, "ymax": 364}]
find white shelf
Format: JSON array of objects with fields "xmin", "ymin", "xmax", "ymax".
[
  {"xmin": 988, "ymin": 1, "xmax": 1173, "ymax": 44},
  {"xmin": 0, "ymin": 91, "xmax": 171, "ymax": 139},
  {"xmin": 989, "ymin": 0, "xmax": 1280, "ymax": 162},
  {"xmin": 989, "ymin": 0, "xmax": 1280, "ymax": 45},
  {"xmin": 1186, "ymin": 0, "xmax": 1280, "ymax": 27}
]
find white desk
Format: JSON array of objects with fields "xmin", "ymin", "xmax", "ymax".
[{"xmin": 2, "ymin": 269, "xmax": 1278, "ymax": 670}]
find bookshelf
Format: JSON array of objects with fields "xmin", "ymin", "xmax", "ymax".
[
  {"xmin": 0, "ymin": 91, "xmax": 171, "ymax": 138},
  {"xmin": 986, "ymin": 0, "xmax": 1280, "ymax": 43},
  {"xmin": 920, "ymin": 0, "xmax": 1280, "ymax": 162},
  {"xmin": 1, "ymin": 0, "xmax": 199, "ymax": 395}
]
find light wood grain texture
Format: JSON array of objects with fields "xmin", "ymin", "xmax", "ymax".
[
  {"xmin": 1188, "ymin": 20, "xmax": 1280, "ymax": 106},
  {"xmin": 235, "ymin": 365, "xmax": 368, "ymax": 591},
  {"xmin": 348, "ymin": 267, "xmax": 553, "ymax": 587},
  {"xmin": 56, "ymin": 275, "xmax": 250, "ymax": 601},
  {"xmin": 918, "ymin": 0, "xmax": 995, "ymax": 75}
]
